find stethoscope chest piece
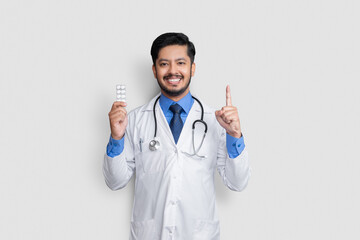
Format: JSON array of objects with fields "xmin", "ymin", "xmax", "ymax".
[{"xmin": 149, "ymin": 139, "xmax": 160, "ymax": 151}]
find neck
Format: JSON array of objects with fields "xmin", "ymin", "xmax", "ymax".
[{"xmin": 161, "ymin": 88, "xmax": 190, "ymax": 102}]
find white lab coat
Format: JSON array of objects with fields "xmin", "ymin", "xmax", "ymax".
[{"xmin": 103, "ymin": 94, "xmax": 251, "ymax": 240}]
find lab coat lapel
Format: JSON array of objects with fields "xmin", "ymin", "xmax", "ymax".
[
  {"xmin": 156, "ymin": 101, "xmax": 176, "ymax": 146},
  {"xmin": 141, "ymin": 94, "xmax": 174, "ymax": 146},
  {"xmin": 176, "ymin": 100, "xmax": 201, "ymax": 150}
]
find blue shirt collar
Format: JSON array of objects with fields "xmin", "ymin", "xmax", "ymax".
[{"xmin": 159, "ymin": 91, "xmax": 194, "ymax": 114}]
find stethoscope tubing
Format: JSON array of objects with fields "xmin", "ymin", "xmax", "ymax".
[
  {"xmin": 152, "ymin": 95, "xmax": 207, "ymax": 138},
  {"xmin": 151, "ymin": 95, "xmax": 208, "ymax": 157}
]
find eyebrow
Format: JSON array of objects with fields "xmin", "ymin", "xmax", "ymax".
[{"xmin": 158, "ymin": 58, "xmax": 187, "ymax": 62}]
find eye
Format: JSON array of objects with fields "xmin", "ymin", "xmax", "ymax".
[
  {"xmin": 178, "ymin": 61, "xmax": 185, "ymax": 65},
  {"xmin": 159, "ymin": 62, "xmax": 168, "ymax": 67}
]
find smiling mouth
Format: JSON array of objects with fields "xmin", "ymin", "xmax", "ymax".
[
  {"xmin": 167, "ymin": 78, "xmax": 181, "ymax": 82},
  {"xmin": 164, "ymin": 76, "xmax": 182, "ymax": 85}
]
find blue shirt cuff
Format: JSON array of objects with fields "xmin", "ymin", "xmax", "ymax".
[
  {"xmin": 226, "ymin": 133, "xmax": 245, "ymax": 159},
  {"xmin": 106, "ymin": 135, "xmax": 124, "ymax": 157}
]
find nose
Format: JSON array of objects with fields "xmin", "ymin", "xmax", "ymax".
[{"xmin": 169, "ymin": 63, "xmax": 178, "ymax": 75}]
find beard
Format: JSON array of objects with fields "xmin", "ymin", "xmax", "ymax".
[
  {"xmin": 157, "ymin": 76, "xmax": 191, "ymax": 97},
  {"xmin": 155, "ymin": 67, "xmax": 192, "ymax": 97}
]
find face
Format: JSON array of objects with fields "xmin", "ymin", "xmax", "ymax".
[{"xmin": 152, "ymin": 45, "xmax": 195, "ymax": 100}]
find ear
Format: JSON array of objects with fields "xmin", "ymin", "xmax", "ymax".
[
  {"xmin": 152, "ymin": 65, "xmax": 157, "ymax": 79},
  {"xmin": 191, "ymin": 62, "xmax": 196, "ymax": 77}
]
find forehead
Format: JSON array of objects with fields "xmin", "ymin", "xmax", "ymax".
[{"xmin": 157, "ymin": 45, "xmax": 189, "ymax": 60}]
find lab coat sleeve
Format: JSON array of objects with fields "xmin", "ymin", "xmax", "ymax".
[
  {"xmin": 103, "ymin": 117, "xmax": 135, "ymax": 191},
  {"xmin": 216, "ymin": 127, "xmax": 251, "ymax": 192}
]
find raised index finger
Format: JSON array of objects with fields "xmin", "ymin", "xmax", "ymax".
[{"xmin": 226, "ymin": 85, "xmax": 232, "ymax": 106}]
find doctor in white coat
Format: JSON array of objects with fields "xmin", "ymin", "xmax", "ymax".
[{"xmin": 103, "ymin": 32, "xmax": 251, "ymax": 240}]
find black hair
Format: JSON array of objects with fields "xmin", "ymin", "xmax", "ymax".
[{"xmin": 151, "ymin": 32, "xmax": 196, "ymax": 65}]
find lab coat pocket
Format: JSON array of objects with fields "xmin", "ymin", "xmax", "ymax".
[
  {"xmin": 193, "ymin": 220, "xmax": 220, "ymax": 240},
  {"xmin": 135, "ymin": 139, "xmax": 167, "ymax": 175},
  {"xmin": 130, "ymin": 219, "xmax": 160, "ymax": 240}
]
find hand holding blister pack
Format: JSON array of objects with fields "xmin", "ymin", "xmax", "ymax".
[{"xmin": 116, "ymin": 84, "xmax": 126, "ymax": 102}]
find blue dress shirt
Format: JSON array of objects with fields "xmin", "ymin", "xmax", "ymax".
[{"xmin": 107, "ymin": 92, "xmax": 245, "ymax": 158}]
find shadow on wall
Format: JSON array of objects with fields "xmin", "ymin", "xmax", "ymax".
[{"xmin": 132, "ymin": 59, "xmax": 159, "ymax": 102}]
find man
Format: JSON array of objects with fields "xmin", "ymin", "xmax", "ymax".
[{"xmin": 103, "ymin": 32, "xmax": 251, "ymax": 240}]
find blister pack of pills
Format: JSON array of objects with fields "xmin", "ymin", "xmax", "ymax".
[{"xmin": 116, "ymin": 84, "xmax": 126, "ymax": 102}]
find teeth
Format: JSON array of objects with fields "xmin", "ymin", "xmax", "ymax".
[{"xmin": 168, "ymin": 79, "xmax": 180, "ymax": 82}]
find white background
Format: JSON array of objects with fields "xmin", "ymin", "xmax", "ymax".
[{"xmin": 1, "ymin": 0, "xmax": 359, "ymax": 239}]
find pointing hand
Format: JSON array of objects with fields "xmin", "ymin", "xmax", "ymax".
[{"xmin": 215, "ymin": 85, "xmax": 242, "ymax": 138}]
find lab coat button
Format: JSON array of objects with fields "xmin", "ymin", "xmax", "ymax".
[{"xmin": 174, "ymin": 149, "xmax": 178, "ymax": 153}]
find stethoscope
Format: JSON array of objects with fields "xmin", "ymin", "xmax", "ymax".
[{"xmin": 149, "ymin": 95, "xmax": 208, "ymax": 158}]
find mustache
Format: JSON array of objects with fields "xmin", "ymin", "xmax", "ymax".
[{"xmin": 164, "ymin": 74, "xmax": 183, "ymax": 80}]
